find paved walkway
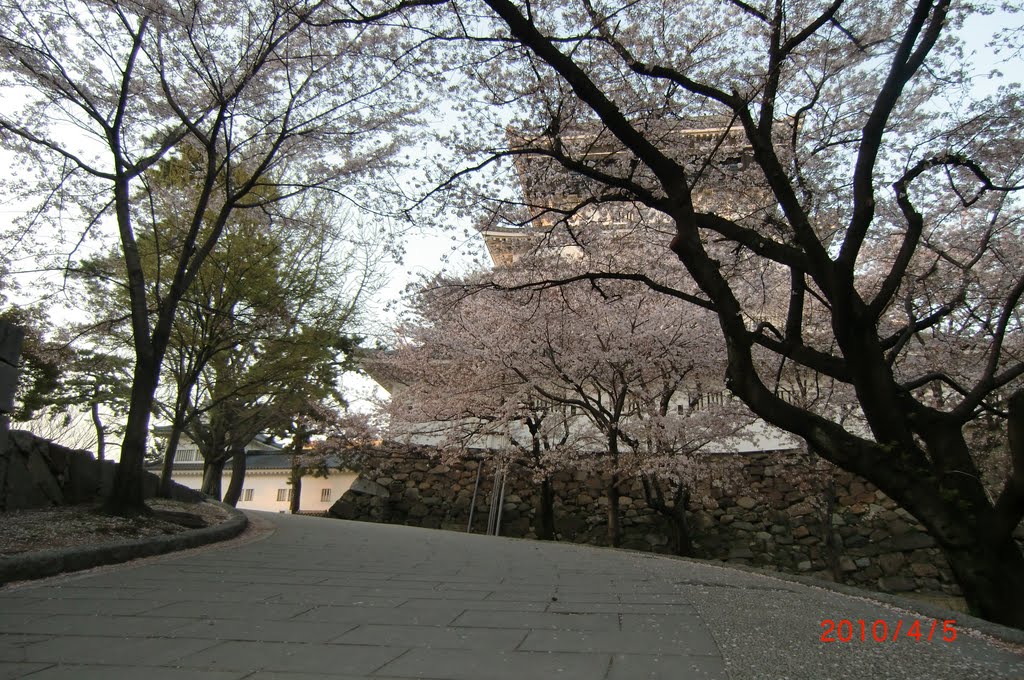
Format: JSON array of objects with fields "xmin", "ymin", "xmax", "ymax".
[{"xmin": 0, "ymin": 512, "xmax": 1022, "ymax": 680}]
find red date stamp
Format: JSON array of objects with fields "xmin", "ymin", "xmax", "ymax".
[{"xmin": 820, "ymin": 619, "xmax": 957, "ymax": 643}]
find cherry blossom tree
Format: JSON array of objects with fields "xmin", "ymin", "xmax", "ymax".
[
  {"xmin": 382, "ymin": 244, "xmax": 753, "ymax": 547},
  {"xmin": 411, "ymin": 0, "xmax": 1024, "ymax": 626},
  {"xmin": 379, "ymin": 275, "xmax": 585, "ymax": 539},
  {"xmin": 498, "ymin": 277, "xmax": 750, "ymax": 547}
]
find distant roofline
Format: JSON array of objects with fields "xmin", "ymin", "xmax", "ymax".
[{"xmin": 151, "ymin": 426, "xmax": 284, "ymax": 452}]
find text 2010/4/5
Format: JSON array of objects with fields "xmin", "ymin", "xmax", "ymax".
[{"xmin": 820, "ymin": 619, "xmax": 957, "ymax": 643}]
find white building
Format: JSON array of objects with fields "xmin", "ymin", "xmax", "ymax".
[{"xmin": 157, "ymin": 434, "xmax": 358, "ymax": 514}]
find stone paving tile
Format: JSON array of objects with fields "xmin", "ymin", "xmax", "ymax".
[
  {"xmin": 605, "ymin": 653, "xmax": 730, "ymax": 680},
  {"xmin": 0, "ymin": 662, "xmax": 52, "ymax": 680},
  {"xmin": 0, "ymin": 634, "xmax": 50, "ymax": 662},
  {"xmin": 374, "ymin": 648, "xmax": 612, "ymax": 680},
  {"xmin": 266, "ymin": 592, "xmax": 408, "ymax": 608},
  {"xmin": 616, "ymin": 592, "xmax": 696, "ymax": 605},
  {"xmin": 0, "ymin": 617, "xmax": 46, "ymax": 635},
  {"xmin": 619, "ymin": 612, "xmax": 706, "ymax": 633},
  {"xmin": 20, "ymin": 635, "xmax": 219, "ymax": 667},
  {"xmin": 330, "ymin": 624, "xmax": 529, "ymax": 650},
  {"xmin": 450, "ymin": 610, "xmax": 621, "ymax": 631},
  {"xmin": 387, "ymin": 574, "xmax": 502, "ymax": 585},
  {"xmin": 547, "ymin": 601, "xmax": 692, "ymax": 614},
  {"xmin": 172, "ymin": 618, "xmax": 357, "ymax": 643},
  {"xmin": 176, "ymin": 567, "xmax": 352, "ymax": 583},
  {"xmin": 130, "ymin": 569, "xmax": 329, "ymax": 586},
  {"xmin": 27, "ymin": 585, "xmax": 162, "ymax": 600},
  {"xmin": 141, "ymin": 601, "xmax": 314, "ymax": 621},
  {"xmin": 126, "ymin": 587, "xmax": 280, "ymax": 603},
  {"xmin": 308, "ymin": 584, "xmax": 491, "ymax": 601},
  {"xmin": 5, "ymin": 597, "xmax": 173, "ymax": 616},
  {"xmin": 177, "ymin": 640, "xmax": 406, "ymax": 675},
  {"xmin": 12, "ymin": 664, "xmax": 248, "ymax": 680},
  {"xmin": 319, "ymin": 581, "xmax": 491, "ymax": 598},
  {"xmin": 484, "ymin": 590, "xmax": 615, "ymax": 603},
  {"xmin": 0, "ymin": 634, "xmax": 50, "ymax": 648},
  {"xmin": 83, "ymin": 572, "xmax": 249, "ymax": 588},
  {"xmin": 284, "ymin": 576, "xmax": 410, "ymax": 590},
  {"xmin": 181, "ymin": 573, "xmax": 330, "ymax": 587},
  {"xmin": 430, "ymin": 583, "xmax": 496, "ymax": 594},
  {"xmin": 9, "ymin": 614, "xmax": 194, "ymax": 638},
  {"xmin": 502, "ymin": 576, "xmax": 619, "ymax": 587},
  {"xmin": 293, "ymin": 605, "xmax": 462, "ymax": 627},
  {"xmin": 244, "ymin": 674, "xmax": 410, "ymax": 680},
  {"xmin": 400, "ymin": 598, "xmax": 546, "ymax": 612},
  {"xmin": 50, "ymin": 576, "xmax": 159, "ymax": 590},
  {"xmin": 520, "ymin": 628, "xmax": 721, "ymax": 656}
]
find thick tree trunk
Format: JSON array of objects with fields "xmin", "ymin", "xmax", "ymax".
[
  {"xmin": 818, "ymin": 422, "xmax": 1024, "ymax": 627},
  {"xmin": 105, "ymin": 358, "xmax": 159, "ymax": 515},
  {"xmin": 941, "ymin": 533, "xmax": 1024, "ymax": 629},
  {"xmin": 90, "ymin": 401, "xmax": 106, "ymax": 462},
  {"xmin": 607, "ymin": 472, "xmax": 621, "ymax": 547},
  {"xmin": 706, "ymin": 285, "xmax": 1024, "ymax": 627},
  {"xmin": 537, "ymin": 475, "xmax": 556, "ymax": 540},
  {"xmin": 91, "ymin": 401, "xmax": 106, "ymax": 496},
  {"xmin": 821, "ymin": 473, "xmax": 842, "ymax": 583},
  {"xmin": 670, "ymin": 508, "xmax": 694, "ymax": 557},
  {"xmin": 201, "ymin": 456, "xmax": 227, "ymax": 500},
  {"xmin": 641, "ymin": 474, "xmax": 694, "ymax": 557},
  {"xmin": 158, "ymin": 424, "xmax": 185, "ymax": 499},
  {"xmin": 222, "ymin": 446, "xmax": 247, "ymax": 507},
  {"xmin": 908, "ymin": 419, "xmax": 1024, "ymax": 627},
  {"xmin": 288, "ymin": 433, "xmax": 307, "ymax": 514},
  {"xmin": 289, "ymin": 465, "xmax": 303, "ymax": 514}
]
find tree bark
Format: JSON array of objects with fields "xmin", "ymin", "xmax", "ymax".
[
  {"xmin": 641, "ymin": 474, "xmax": 694, "ymax": 557},
  {"xmin": 804, "ymin": 416, "xmax": 1024, "ymax": 626},
  {"xmin": 222, "ymin": 446, "xmax": 247, "ymax": 507},
  {"xmin": 607, "ymin": 472, "xmax": 621, "ymax": 547},
  {"xmin": 537, "ymin": 475, "xmax": 556, "ymax": 540},
  {"xmin": 899, "ymin": 420, "xmax": 1024, "ymax": 627},
  {"xmin": 90, "ymin": 401, "xmax": 106, "ymax": 462},
  {"xmin": 670, "ymin": 505, "xmax": 694, "ymax": 558},
  {"xmin": 288, "ymin": 431, "xmax": 309, "ymax": 514},
  {"xmin": 821, "ymin": 472, "xmax": 842, "ymax": 583},
  {"xmin": 104, "ymin": 356, "xmax": 158, "ymax": 515},
  {"xmin": 289, "ymin": 465, "xmax": 303, "ymax": 514},
  {"xmin": 941, "ymin": 534, "xmax": 1024, "ymax": 629},
  {"xmin": 201, "ymin": 456, "xmax": 227, "ymax": 500},
  {"xmin": 158, "ymin": 424, "xmax": 185, "ymax": 498}
]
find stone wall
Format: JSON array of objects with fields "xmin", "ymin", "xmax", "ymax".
[
  {"xmin": 0, "ymin": 430, "xmax": 113, "ymax": 510},
  {"xmin": 0, "ymin": 320, "xmax": 199, "ymax": 511},
  {"xmin": 330, "ymin": 446, "xmax": 961, "ymax": 597},
  {"xmin": 0, "ymin": 429, "xmax": 202, "ymax": 511}
]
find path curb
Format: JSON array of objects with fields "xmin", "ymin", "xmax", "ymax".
[{"xmin": 0, "ymin": 501, "xmax": 247, "ymax": 584}]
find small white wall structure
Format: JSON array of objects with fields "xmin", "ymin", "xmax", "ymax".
[
  {"xmin": 171, "ymin": 466, "xmax": 358, "ymax": 513},
  {"xmin": 154, "ymin": 432, "xmax": 356, "ymax": 513}
]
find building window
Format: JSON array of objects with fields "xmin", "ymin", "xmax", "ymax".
[
  {"xmin": 243, "ymin": 489, "xmax": 254, "ymax": 502},
  {"xmin": 321, "ymin": 488, "xmax": 332, "ymax": 502},
  {"xmin": 177, "ymin": 447, "xmax": 201, "ymax": 462},
  {"xmin": 277, "ymin": 489, "xmax": 293, "ymax": 502},
  {"xmin": 693, "ymin": 391, "xmax": 730, "ymax": 411}
]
